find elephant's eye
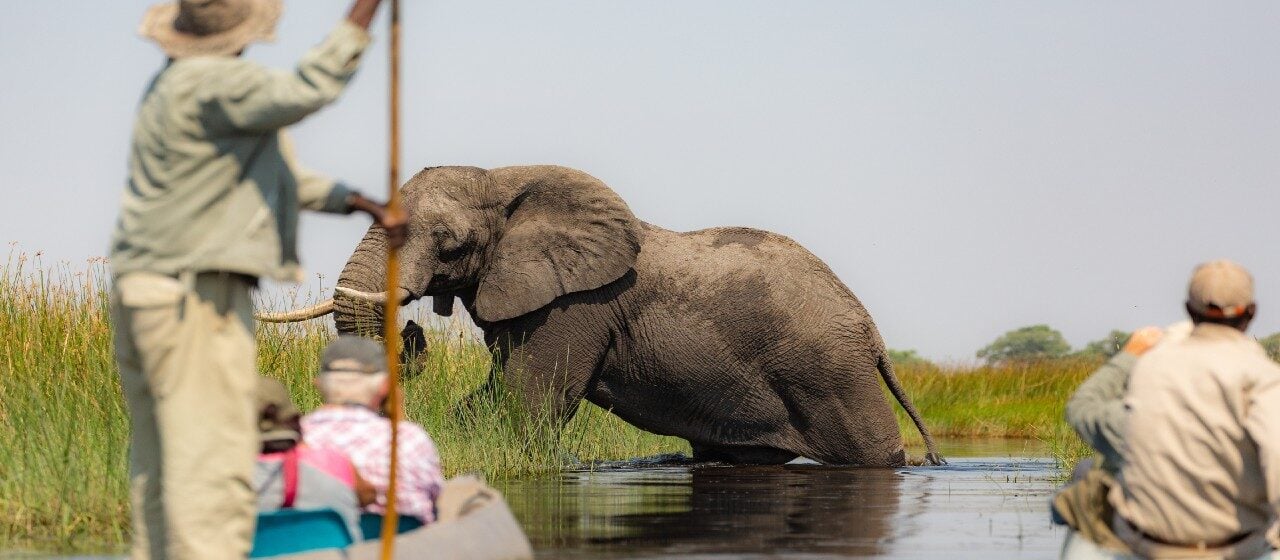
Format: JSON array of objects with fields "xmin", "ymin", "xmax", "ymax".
[{"xmin": 433, "ymin": 227, "xmax": 469, "ymax": 262}]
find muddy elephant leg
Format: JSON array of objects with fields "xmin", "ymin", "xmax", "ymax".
[{"xmin": 486, "ymin": 326, "xmax": 608, "ymax": 428}]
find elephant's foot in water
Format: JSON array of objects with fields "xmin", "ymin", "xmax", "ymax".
[{"xmin": 690, "ymin": 443, "xmax": 798, "ymax": 464}]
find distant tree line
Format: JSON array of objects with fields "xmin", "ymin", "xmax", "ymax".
[{"xmin": 890, "ymin": 325, "xmax": 1280, "ymax": 367}]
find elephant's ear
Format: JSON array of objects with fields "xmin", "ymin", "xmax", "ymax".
[{"xmin": 475, "ymin": 168, "xmax": 640, "ymax": 322}]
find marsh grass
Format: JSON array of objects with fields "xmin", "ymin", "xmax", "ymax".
[
  {"xmin": 891, "ymin": 360, "xmax": 1095, "ymax": 474},
  {"xmin": 0, "ymin": 256, "xmax": 686, "ymax": 553},
  {"xmin": 1, "ymin": 256, "xmax": 1095, "ymax": 552},
  {"xmin": 0, "ymin": 253, "xmax": 130, "ymax": 551}
]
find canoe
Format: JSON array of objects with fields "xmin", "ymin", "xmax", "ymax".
[{"xmin": 255, "ymin": 476, "xmax": 533, "ymax": 560}]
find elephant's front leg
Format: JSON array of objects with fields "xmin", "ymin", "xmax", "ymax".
[{"xmin": 489, "ymin": 327, "xmax": 606, "ymax": 427}]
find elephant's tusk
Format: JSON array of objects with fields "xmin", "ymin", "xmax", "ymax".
[
  {"xmin": 255, "ymin": 299, "xmax": 335, "ymax": 323},
  {"xmin": 335, "ymin": 286, "xmax": 412, "ymax": 305}
]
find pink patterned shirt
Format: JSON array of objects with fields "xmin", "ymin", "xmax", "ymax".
[{"xmin": 302, "ymin": 406, "xmax": 444, "ymax": 522}]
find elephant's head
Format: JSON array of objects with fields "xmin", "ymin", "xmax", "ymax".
[{"xmin": 259, "ymin": 165, "xmax": 641, "ymax": 335}]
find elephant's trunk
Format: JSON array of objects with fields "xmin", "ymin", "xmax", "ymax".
[{"xmin": 334, "ymin": 226, "xmax": 391, "ymax": 336}]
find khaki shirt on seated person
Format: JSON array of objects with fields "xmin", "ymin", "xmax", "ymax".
[{"xmin": 1110, "ymin": 323, "xmax": 1280, "ymax": 550}]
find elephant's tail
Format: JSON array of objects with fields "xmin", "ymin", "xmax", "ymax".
[{"xmin": 877, "ymin": 356, "xmax": 945, "ymax": 466}]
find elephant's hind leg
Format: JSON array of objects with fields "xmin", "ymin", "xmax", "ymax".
[{"xmin": 691, "ymin": 443, "xmax": 798, "ymax": 464}]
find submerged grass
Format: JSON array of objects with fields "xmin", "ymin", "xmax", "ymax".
[{"xmin": 0, "ymin": 257, "xmax": 1095, "ymax": 552}]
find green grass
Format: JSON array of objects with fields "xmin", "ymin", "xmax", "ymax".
[
  {"xmin": 0, "ymin": 257, "xmax": 1097, "ymax": 552},
  {"xmin": 0, "ymin": 257, "xmax": 687, "ymax": 552},
  {"xmin": 0, "ymin": 254, "xmax": 130, "ymax": 551},
  {"xmin": 890, "ymin": 359, "xmax": 1095, "ymax": 472}
]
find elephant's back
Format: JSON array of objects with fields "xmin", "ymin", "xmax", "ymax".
[
  {"xmin": 629, "ymin": 223, "xmax": 884, "ymax": 356},
  {"xmin": 639, "ymin": 224, "xmax": 870, "ymax": 313}
]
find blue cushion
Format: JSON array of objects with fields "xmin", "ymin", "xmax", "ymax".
[
  {"xmin": 250, "ymin": 509, "xmax": 354, "ymax": 558},
  {"xmin": 358, "ymin": 513, "xmax": 425, "ymax": 541}
]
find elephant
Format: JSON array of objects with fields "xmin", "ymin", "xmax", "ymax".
[{"xmin": 260, "ymin": 165, "xmax": 942, "ymax": 466}]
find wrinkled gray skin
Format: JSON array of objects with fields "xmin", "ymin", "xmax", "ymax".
[{"xmin": 333, "ymin": 165, "xmax": 941, "ymax": 466}]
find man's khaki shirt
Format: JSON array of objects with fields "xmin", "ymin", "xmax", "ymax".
[
  {"xmin": 1111, "ymin": 323, "xmax": 1280, "ymax": 545},
  {"xmin": 111, "ymin": 22, "xmax": 371, "ymax": 282}
]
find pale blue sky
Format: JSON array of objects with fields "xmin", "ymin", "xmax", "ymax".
[{"xmin": 2, "ymin": 1, "xmax": 1279, "ymax": 361}]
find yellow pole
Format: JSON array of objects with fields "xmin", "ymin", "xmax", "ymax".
[{"xmin": 379, "ymin": 0, "xmax": 402, "ymax": 557}]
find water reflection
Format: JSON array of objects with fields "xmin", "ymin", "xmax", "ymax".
[
  {"xmin": 503, "ymin": 464, "xmax": 902, "ymax": 558},
  {"xmin": 499, "ymin": 445, "xmax": 1064, "ymax": 559},
  {"xmin": 28, "ymin": 442, "xmax": 1061, "ymax": 559}
]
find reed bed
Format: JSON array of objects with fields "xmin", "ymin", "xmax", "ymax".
[
  {"xmin": 891, "ymin": 359, "xmax": 1095, "ymax": 471},
  {"xmin": 0, "ymin": 256, "xmax": 686, "ymax": 552},
  {"xmin": 0, "ymin": 256, "xmax": 1094, "ymax": 552}
]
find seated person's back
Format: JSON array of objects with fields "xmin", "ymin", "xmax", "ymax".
[
  {"xmin": 253, "ymin": 376, "xmax": 366, "ymax": 540},
  {"xmin": 302, "ymin": 336, "xmax": 444, "ymax": 523},
  {"xmin": 1111, "ymin": 260, "xmax": 1280, "ymax": 555}
]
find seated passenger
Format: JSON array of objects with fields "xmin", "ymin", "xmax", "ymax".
[
  {"xmin": 1059, "ymin": 260, "xmax": 1280, "ymax": 559},
  {"xmin": 252, "ymin": 376, "xmax": 372, "ymax": 540},
  {"xmin": 1065, "ymin": 322, "xmax": 1190, "ymax": 475},
  {"xmin": 303, "ymin": 336, "xmax": 445, "ymax": 523}
]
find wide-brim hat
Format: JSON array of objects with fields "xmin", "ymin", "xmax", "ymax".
[{"xmin": 139, "ymin": 0, "xmax": 283, "ymax": 59}]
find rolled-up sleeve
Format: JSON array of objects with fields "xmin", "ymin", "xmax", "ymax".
[
  {"xmin": 1066, "ymin": 352, "xmax": 1136, "ymax": 466},
  {"xmin": 204, "ymin": 21, "xmax": 371, "ymax": 134}
]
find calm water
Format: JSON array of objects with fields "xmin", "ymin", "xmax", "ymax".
[
  {"xmin": 498, "ymin": 438, "xmax": 1065, "ymax": 559},
  {"xmin": 28, "ymin": 439, "xmax": 1064, "ymax": 559}
]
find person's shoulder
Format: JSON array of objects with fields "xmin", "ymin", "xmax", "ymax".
[
  {"xmin": 171, "ymin": 56, "xmax": 270, "ymax": 98},
  {"xmin": 303, "ymin": 406, "xmax": 381, "ymax": 433},
  {"xmin": 398, "ymin": 421, "xmax": 437, "ymax": 447},
  {"xmin": 168, "ymin": 55, "xmax": 260, "ymax": 79},
  {"xmin": 1242, "ymin": 341, "xmax": 1280, "ymax": 376},
  {"xmin": 397, "ymin": 420, "xmax": 431, "ymax": 438}
]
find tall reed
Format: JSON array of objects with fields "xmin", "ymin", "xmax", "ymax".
[
  {"xmin": 0, "ymin": 253, "xmax": 129, "ymax": 550},
  {"xmin": 0, "ymin": 255, "xmax": 687, "ymax": 552},
  {"xmin": 891, "ymin": 359, "xmax": 1095, "ymax": 470},
  {"xmin": 1, "ymin": 256, "xmax": 1096, "ymax": 552}
]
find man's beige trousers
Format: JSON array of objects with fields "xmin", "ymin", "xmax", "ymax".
[{"xmin": 111, "ymin": 272, "xmax": 258, "ymax": 560}]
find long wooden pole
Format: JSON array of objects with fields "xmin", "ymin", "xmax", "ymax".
[{"xmin": 379, "ymin": 0, "xmax": 403, "ymax": 557}]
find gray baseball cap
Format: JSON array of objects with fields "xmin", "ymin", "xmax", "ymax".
[
  {"xmin": 254, "ymin": 376, "xmax": 300, "ymax": 444},
  {"xmin": 1187, "ymin": 260, "xmax": 1254, "ymax": 318},
  {"xmin": 320, "ymin": 335, "xmax": 387, "ymax": 376}
]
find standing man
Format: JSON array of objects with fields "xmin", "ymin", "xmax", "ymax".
[{"xmin": 110, "ymin": 1, "xmax": 402, "ymax": 558}]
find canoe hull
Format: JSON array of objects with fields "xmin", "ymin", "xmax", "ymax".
[{"xmin": 278, "ymin": 476, "xmax": 533, "ymax": 560}]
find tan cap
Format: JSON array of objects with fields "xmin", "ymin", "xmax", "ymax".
[
  {"xmin": 139, "ymin": 0, "xmax": 282, "ymax": 59},
  {"xmin": 255, "ymin": 376, "xmax": 300, "ymax": 444},
  {"xmin": 1187, "ymin": 260, "xmax": 1254, "ymax": 318}
]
